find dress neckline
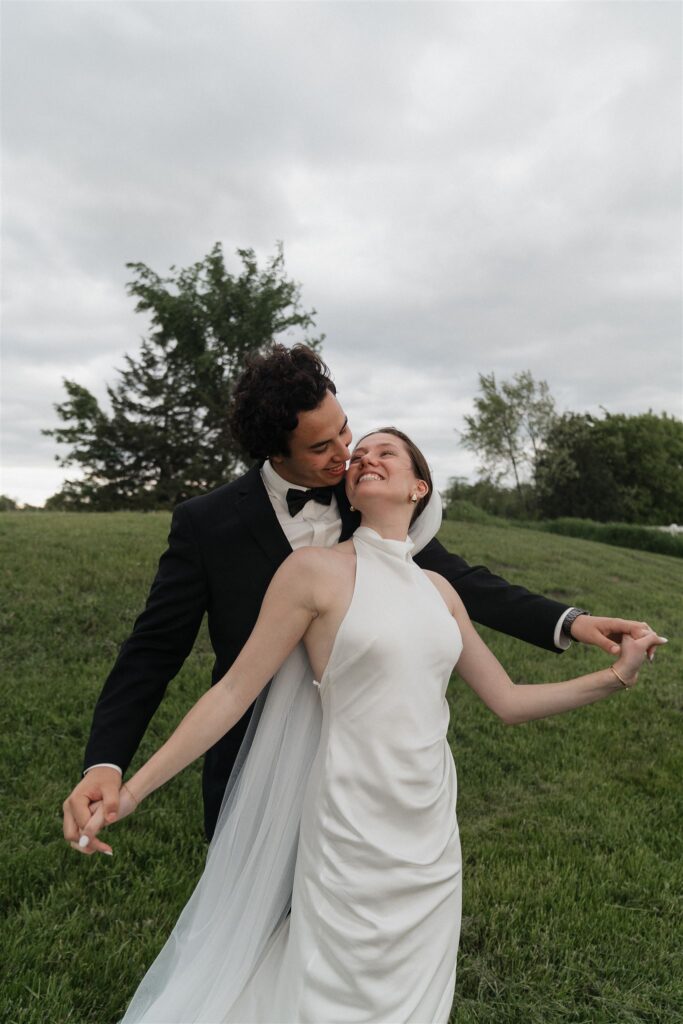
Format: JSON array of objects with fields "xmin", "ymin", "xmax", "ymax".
[{"xmin": 353, "ymin": 526, "xmax": 415, "ymax": 563}]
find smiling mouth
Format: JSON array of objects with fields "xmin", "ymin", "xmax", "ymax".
[
  {"xmin": 357, "ymin": 473, "xmax": 383, "ymax": 483},
  {"xmin": 327, "ymin": 464, "xmax": 346, "ymax": 475}
]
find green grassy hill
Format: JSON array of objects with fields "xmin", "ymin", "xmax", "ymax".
[{"xmin": 1, "ymin": 513, "xmax": 681, "ymax": 1024}]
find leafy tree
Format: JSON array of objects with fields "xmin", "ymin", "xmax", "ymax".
[
  {"xmin": 0, "ymin": 495, "xmax": 18, "ymax": 511},
  {"xmin": 460, "ymin": 371, "xmax": 556, "ymax": 511},
  {"xmin": 535, "ymin": 411, "xmax": 683, "ymax": 524},
  {"xmin": 44, "ymin": 243, "xmax": 322, "ymax": 510}
]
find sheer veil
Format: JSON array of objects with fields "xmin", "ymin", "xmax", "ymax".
[{"xmin": 120, "ymin": 492, "xmax": 443, "ymax": 1023}]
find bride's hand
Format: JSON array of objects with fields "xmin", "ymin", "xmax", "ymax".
[
  {"xmin": 612, "ymin": 630, "xmax": 667, "ymax": 687},
  {"xmin": 75, "ymin": 783, "xmax": 140, "ymax": 855}
]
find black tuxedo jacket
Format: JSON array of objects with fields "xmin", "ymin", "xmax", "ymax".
[{"xmin": 84, "ymin": 466, "xmax": 568, "ymax": 838}]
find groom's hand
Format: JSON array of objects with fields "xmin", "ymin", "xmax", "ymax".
[
  {"xmin": 570, "ymin": 615, "xmax": 658, "ymax": 659},
  {"xmin": 76, "ymin": 784, "xmax": 139, "ymax": 853},
  {"xmin": 63, "ymin": 766, "xmax": 121, "ymax": 856}
]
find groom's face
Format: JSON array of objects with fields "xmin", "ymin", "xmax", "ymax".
[{"xmin": 270, "ymin": 389, "xmax": 353, "ymax": 488}]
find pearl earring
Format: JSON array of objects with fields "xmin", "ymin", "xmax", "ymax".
[{"xmin": 410, "ymin": 494, "xmax": 418, "ymax": 503}]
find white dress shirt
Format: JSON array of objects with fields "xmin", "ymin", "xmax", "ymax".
[{"xmin": 260, "ymin": 459, "xmax": 343, "ymax": 551}]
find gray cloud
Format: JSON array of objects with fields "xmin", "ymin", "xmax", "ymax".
[{"xmin": 2, "ymin": 0, "xmax": 680, "ymax": 504}]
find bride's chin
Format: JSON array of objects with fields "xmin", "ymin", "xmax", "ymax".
[
  {"xmin": 350, "ymin": 497, "xmax": 394, "ymax": 517},
  {"xmin": 349, "ymin": 496, "xmax": 368, "ymax": 514}
]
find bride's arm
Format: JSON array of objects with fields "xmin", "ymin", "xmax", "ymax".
[
  {"xmin": 426, "ymin": 573, "xmax": 665, "ymax": 724},
  {"xmin": 79, "ymin": 550, "xmax": 323, "ymax": 847}
]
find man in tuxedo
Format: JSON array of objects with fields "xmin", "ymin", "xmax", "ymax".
[{"xmin": 63, "ymin": 344, "xmax": 653, "ymax": 854}]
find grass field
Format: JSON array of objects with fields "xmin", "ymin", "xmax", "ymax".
[{"xmin": 1, "ymin": 512, "xmax": 681, "ymax": 1024}]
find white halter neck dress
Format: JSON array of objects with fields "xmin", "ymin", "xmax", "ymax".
[{"xmin": 224, "ymin": 526, "xmax": 464, "ymax": 1023}]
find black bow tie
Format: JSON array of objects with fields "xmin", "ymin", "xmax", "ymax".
[{"xmin": 286, "ymin": 486, "xmax": 335, "ymax": 517}]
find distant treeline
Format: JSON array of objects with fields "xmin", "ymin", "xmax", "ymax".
[{"xmin": 456, "ymin": 364, "xmax": 682, "ymax": 526}]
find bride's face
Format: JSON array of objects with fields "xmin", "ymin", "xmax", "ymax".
[{"xmin": 346, "ymin": 433, "xmax": 428, "ymax": 512}]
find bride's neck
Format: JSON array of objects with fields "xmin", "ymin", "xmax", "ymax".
[{"xmin": 358, "ymin": 511, "xmax": 412, "ymax": 542}]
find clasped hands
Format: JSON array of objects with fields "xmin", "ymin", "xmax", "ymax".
[
  {"xmin": 569, "ymin": 614, "xmax": 662, "ymax": 659},
  {"xmin": 63, "ymin": 775, "xmax": 139, "ymax": 857}
]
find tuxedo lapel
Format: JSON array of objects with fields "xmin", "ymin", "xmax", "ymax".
[
  {"xmin": 336, "ymin": 480, "xmax": 361, "ymax": 541},
  {"xmin": 236, "ymin": 465, "xmax": 292, "ymax": 568}
]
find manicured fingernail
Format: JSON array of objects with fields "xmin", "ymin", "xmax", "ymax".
[
  {"xmin": 647, "ymin": 652, "xmax": 654, "ymax": 663},
  {"xmin": 78, "ymin": 835, "xmax": 90, "ymax": 848},
  {"xmin": 658, "ymin": 637, "xmax": 668, "ymax": 643},
  {"xmin": 102, "ymin": 850, "xmax": 113, "ymax": 856}
]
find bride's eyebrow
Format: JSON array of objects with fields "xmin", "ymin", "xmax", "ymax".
[{"xmin": 351, "ymin": 442, "xmax": 399, "ymax": 456}]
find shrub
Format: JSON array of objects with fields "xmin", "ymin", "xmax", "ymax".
[
  {"xmin": 443, "ymin": 499, "xmax": 506, "ymax": 526},
  {"xmin": 533, "ymin": 518, "xmax": 683, "ymax": 559}
]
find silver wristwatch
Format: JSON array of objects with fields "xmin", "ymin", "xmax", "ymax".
[{"xmin": 561, "ymin": 607, "xmax": 590, "ymax": 639}]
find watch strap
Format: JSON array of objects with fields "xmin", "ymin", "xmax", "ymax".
[{"xmin": 561, "ymin": 607, "xmax": 590, "ymax": 639}]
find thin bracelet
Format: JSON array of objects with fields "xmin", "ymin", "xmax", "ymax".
[
  {"xmin": 610, "ymin": 665, "xmax": 632, "ymax": 689},
  {"xmin": 122, "ymin": 781, "xmax": 140, "ymax": 807}
]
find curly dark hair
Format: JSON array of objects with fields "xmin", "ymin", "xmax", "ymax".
[{"xmin": 229, "ymin": 344, "xmax": 337, "ymax": 460}]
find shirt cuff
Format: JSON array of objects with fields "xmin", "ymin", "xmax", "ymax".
[
  {"xmin": 83, "ymin": 763, "xmax": 123, "ymax": 776},
  {"xmin": 554, "ymin": 608, "xmax": 575, "ymax": 651}
]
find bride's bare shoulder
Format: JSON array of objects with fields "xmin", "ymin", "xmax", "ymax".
[
  {"xmin": 283, "ymin": 542, "xmax": 355, "ymax": 578},
  {"xmin": 279, "ymin": 544, "xmax": 355, "ymax": 615}
]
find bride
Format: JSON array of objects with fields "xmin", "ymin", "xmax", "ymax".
[{"xmin": 79, "ymin": 428, "xmax": 663, "ymax": 1024}]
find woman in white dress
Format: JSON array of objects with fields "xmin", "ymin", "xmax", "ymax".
[{"xmin": 79, "ymin": 428, "xmax": 663, "ymax": 1024}]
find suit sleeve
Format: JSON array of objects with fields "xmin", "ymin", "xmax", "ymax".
[
  {"xmin": 83, "ymin": 504, "xmax": 208, "ymax": 774},
  {"xmin": 414, "ymin": 538, "xmax": 569, "ymax": 653}
]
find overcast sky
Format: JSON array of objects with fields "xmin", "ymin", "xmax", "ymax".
[{"xmin": 2, "ymin": 0, "xmax": 681, "ymax": 506}]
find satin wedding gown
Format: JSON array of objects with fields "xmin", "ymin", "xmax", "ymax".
[{"xmin": 122, "ymin": 526, "xmax": 463, "ymax": 1023}]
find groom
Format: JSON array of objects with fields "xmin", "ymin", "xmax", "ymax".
[{"xmin": 63, "ymin": 344, "xmax": 654, "ymax": 852}]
